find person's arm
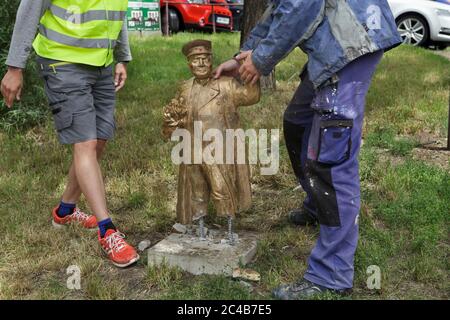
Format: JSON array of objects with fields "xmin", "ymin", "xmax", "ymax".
[
  {"xmin": 6, "ymin": 0, "xmax": 49, "ymax": 69},
  {"xmin": 240, "ymin": 1, "xmax": 276, "ymax": 51},
  {"xmin": 212, "ymin": 1, "xmax": 275, "ymax": 80},
  {"xmin": 113, "ymin": 17, "xmax": 132, "ymax": 92},
  {"xmin": 251, "ymin": 0, "xmax": 325, "ymax": 76},
  {"xmin": 114, "ymin": 17, "xmax": 133, "ymax": 64},
  {"xmin": 2, "ymin": 0, "xmax": 48, "ymax": 108}
]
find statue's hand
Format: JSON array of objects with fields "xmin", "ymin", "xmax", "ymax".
[
  {"xmin": 163, "ymin": 113, "xmax": 177, "ymax": 127},
  {"xmin": 162, "ymin": 96, "xmax": 189, "ymax": 140},
  {"xmin": 178, "ymin": 117, "xmax": 187, "ymax": 128},
  {"xmin": 162, "ymin": 115, "xmax": 177, "ymax": 140}
]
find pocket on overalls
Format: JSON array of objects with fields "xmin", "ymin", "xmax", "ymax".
[
  {"xmin": 317, "ymin": 119, "xmax": 353, "ymax": 165},
  {"xmin": 310, "ymin": 81, "xmax": 355, "ymax": 165}
]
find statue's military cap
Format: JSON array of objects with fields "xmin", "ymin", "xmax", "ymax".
[{"xmin": 182, "ymin": 40, "xmax": 212, "ymax": 58}]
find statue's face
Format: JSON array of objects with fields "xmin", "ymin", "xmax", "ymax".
[{"xmin": 188, "ymin": 53, "xmax": 212, "ymax": 79}]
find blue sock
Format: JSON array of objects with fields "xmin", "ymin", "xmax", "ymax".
[
  {"xmin": 98, "ymin": 218, "xmax": 116, "ymax": 238},
  {"xmin": 57, "ymin": 201, "xmax": 76, "ymax": 217}
]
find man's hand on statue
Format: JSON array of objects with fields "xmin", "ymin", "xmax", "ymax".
[
  {"xmin": 213, "ymin": 59, "xmax": 240, "ymax": 79},
  {"xmin": 1, "ymin": 67, "xmax": 23, "ymax": 108},
  {"xmin": 235, "ymin": 50, "xmax": 252, "ymax": 61},
  {"xmin": 114, "ymin": 62, "xmax": 128, "ymax": 92},
  {"xmin": 238, "ymin": 53, "xmax": 261, "ymax": 85}
]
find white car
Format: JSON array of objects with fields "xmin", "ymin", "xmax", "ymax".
[{"xmin": 387, "ymin": 0, "xmax": 450, "ymax": 49}]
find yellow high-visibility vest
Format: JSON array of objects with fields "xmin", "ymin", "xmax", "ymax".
[{"xmin": 33, "ymin": 0, "xmax": 128, "ymax": 67}]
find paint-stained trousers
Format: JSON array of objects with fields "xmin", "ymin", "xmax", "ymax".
[{"xmin": 283, "ymin": 51, "xmax": 383, "ymax": 290}]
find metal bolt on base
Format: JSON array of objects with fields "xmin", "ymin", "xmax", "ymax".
[
  {"xmin": 199, "ymin": 217, "xmax": 206, "ymax": 240},
  {"xmin": 228, "ymin": 216, "xmax": 235, "ymax": 246}
]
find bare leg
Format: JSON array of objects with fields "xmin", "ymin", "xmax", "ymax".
[
  {"xmin": 61, "ymin": 139, "xmax": 107, "ymax": 205},
  {"xmin": 69, "ymin": 140, "xmax": 109, "ymax": 221}
]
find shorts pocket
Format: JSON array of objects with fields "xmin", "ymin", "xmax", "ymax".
[
  {"xmin": 47, "ymin": 91, "xmax": 73, "ymax": 132},
  {"xmin": 37, "ymin": 57, "xmax": 84, "ymax": 93},
  {"xmin": 317, "ymin": 119, "xmax": 353, "ymax": 165},
  {"xmin": 54, "ymin": 111, "xmax": 73, "ymax": 131}
]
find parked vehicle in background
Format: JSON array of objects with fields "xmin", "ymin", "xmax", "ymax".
[
  {"xmin": 387, "ymin": 0, "xmax": 450, "ymax": 49},
  {"xmin": 226, "ymin": 0, "xmax": 244, "ymax": 31},
  {"xmin": 160, "ymin": 0, "xmax": 233, "ymax": 33}
]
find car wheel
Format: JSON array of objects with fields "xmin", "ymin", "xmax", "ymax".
[
  {"xmin": 169, "ymin": 9, "xmax": 180, "ymax": 33},
  {"xmin": 162, "ymin": 8, "xmax": 180, "ymax": 34},
  {"xmin": 396, "ymin": 14, "xmax": 429, "ymax": 47}
]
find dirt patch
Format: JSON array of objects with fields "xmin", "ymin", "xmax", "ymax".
[
  {"xmin": 435, "ymin": 50, "xmax": 450, "ymax": 61},
  {"xmin": 373, "ymin": 148, "xmax": 406, "ymax": 167},
  {"xmin": 413, "ymin": 134, "xmax": 449, "ymax": 172}
]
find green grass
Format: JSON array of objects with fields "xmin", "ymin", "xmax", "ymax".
[
  {"xmin": 365, "ymin": 128, "xmax": 419, "ymax": 156},
  {"xmin": 162, "ymin": 275, "xmax": 254, "ymax": 300},
  {"xmin": 147, "ymin": 261, "xmax": 183, "ymax": 291},
  {"xmin": 0, "ymin": 33, "xmax": 449, "ymax": 300}
]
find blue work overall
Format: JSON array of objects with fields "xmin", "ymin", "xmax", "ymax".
[{"xmin": 283, "ymin": 50, "xmax": 384, "ymax": 290}]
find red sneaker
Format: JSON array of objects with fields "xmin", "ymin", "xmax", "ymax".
[
  {"xmin": 52, "ymin": 206, "xmax": 97, "ymax": 229},
  {"xmin": 98, "ymin": 229, "xmax": 140, "ymax": 268}
]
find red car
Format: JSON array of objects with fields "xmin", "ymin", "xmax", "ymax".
[{"xmin": 160, "ymin": 0, "xmax": 233, "ymax": 33}]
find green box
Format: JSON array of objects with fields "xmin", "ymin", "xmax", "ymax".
[{"xmin": 127, "ymin": 0, "xmax": 160, "ymax": 32}]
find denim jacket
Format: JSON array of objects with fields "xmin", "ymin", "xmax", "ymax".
[{"xmin": 242, "ymin": 0, "xmax": 402, "ymax": 88}]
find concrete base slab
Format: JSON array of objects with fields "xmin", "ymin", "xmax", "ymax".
[{"xmin": 147, "ymin": 230, "xmax": 258, "ymax": 276}]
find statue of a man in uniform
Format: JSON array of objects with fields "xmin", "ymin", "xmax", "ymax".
[{"xmin": 162, "ymin": 39, "xmax": 260, "ymax": 244}]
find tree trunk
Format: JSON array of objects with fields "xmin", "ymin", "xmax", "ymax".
[{"xmin": 240, "ymin": 0, "xmax": 276, "ymax": 91}]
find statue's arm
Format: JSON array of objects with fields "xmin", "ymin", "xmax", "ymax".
[{"xmin": 231, "ymin": 78, "xmax": 261, "ymax": 107}]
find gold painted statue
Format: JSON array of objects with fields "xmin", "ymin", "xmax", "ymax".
[{"xmin": 162, "ymin": 40, "xmax": 260, "ymax": 243}]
